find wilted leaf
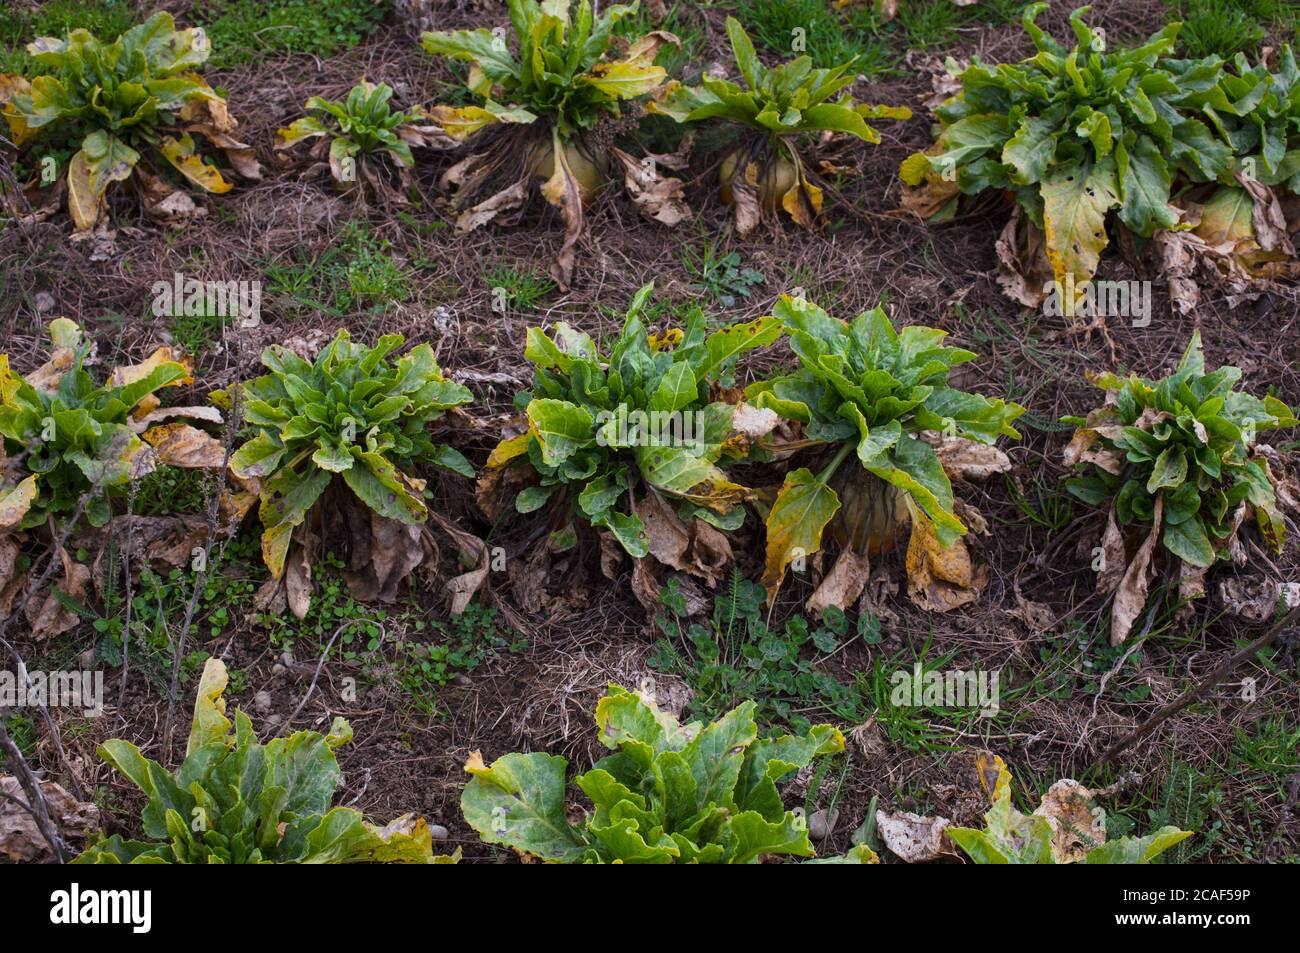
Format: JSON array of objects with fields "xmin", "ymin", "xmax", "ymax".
[
  {"xmin": 905, "ymin": 507, "xmax": 985, "ymax": 612},
  {"xmin": 1109, "ymin": 495, "xmax": 1163, "ymax": 645},
  {"xmin": 142, "ymin": 423, "xmax": 226, "ymax": 469},
  {"xmin": 876, "ymin": 809, "xmax": 956, "ymax": 863},
  {"xmin": 994, "ymin": 205, "xmax": 1053, "ymax": 309},
  {"xmin": 611, "ymin": 146, "xmax": 690, "ymax": 226},
  {"xmin": 25, "ymin": 545, "xmax": 91, "ymax": 640},
  {"xmin": 0, "ymin": 776, "xmax": 99, "ymax": 862}
]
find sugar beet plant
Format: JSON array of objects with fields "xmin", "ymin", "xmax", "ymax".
[
  {"xmin": 1063, "ymin": 332, "xmax": 1296, "ymax": 644},
  {"xmin": 461, "ymin": 682, "xmax": 854, "ymax": 863},
  {"xmin": 652, "ymin": 17, "xmax": 910, "ymax": 235},
  {"xmin": 900, "ymin": 5, "xmax": 1232, "ymax": 313},
  {"xmin": 482, "ymin": 282, "xmax": 780, "ymax": 558},
  {"xmin": 747, "ymin": 296, "xmax": 1023, "ymax": 608},
  {"xmin": 423, "ymin": 0, "xmax": 678, "ymax": 287},
  {"xmin": 75, "ymin": 659, "xmax": 456, "ymax": 863},
  {"xmin": 275, "ymin": 81, "xmax": 447, "ymax": 203},
  {"xmin": 0, "ymin": 12, "xmax": 259, "ymax": 230},
  {"xmin": 222, "ymin": 331, "xmax": 473, "ymax": 580},
  {"xmin": 0, "ymin": 318, "xmax": 213, "ymax": 529}
]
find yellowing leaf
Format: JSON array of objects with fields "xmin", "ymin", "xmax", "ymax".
[
  {"xmin": 486, "ymin": 432, "xmax": 530, "ymax": 469},
  {"xmin": 108, "ymin": 347, "xmax": 193, "ymax": 391},
  {"xmin": 1042, "ymin": 156, "xmax": 1118, "ymax": 315},
  {"xmin": 429, "ymin": 104, "xmax": 502, "ymax": 140},
  {"xmin": 583, "ymin": 62, "xmax": 668, "ymax": 99},
  {"xmin": 159, "ymin": 133, "xmax": 232, "ymax": 193},
  {"xmin": 66, "ymin": 149, "xmax": 103, "ymax": 231},
  {"xmin": 0, "ymin": 73, "xmax": 34, "ymax": 146},
  {"xmin": 261, "ymin": 520, "xmax": 294, "ymax": 579},
  {"xmin": 0, "ymin": 474, "xmax": 38, "ymax": 532},
  {"xmin": 762, "ymin": 468, "xmax": 840, "ymax": 601}
]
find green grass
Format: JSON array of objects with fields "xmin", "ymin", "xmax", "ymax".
[
  {"xmin": 194, "ymin": 0, "xmax": 390, "ymax": 69},
  {"xmin": 132, "ymin": 465, "xmax": 214, "ymax": 518},
  {"xmin": 1168, "ymin": 0, "xmax": 1300, "ymax": 59},
  {"xmin": 483, "ymin": 263, "xmax": 557, "ymax": 311},
  {"xmin": 0, "ymin": 0, "xmax": 138, "ymax": 73},
  {"xmin": 264, "ymin": 221, "xmax": 409, "ymax": 317},
  {"xmin": 0, "ymin": 0, "xmax": 387, "ymax": 73},
  {"xmin": 1, "ymin": 712, "xmax": 37, "ymax": 759},
  {"xmin": 90, "ymin": 531, "xmax": 263, "ymax": 692},
  {"xmin": 895, "ymin": 0, "xmax": 964, "ymax": 51},
  {"xmin": 737, "ymin": 0, "xmax": 896, "ymax": 78}
]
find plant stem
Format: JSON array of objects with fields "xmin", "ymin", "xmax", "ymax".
[{"xmin": 817, "ymin": 441, "xmax": 854, "ymax": 485}]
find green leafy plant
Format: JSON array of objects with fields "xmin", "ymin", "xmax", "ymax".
[
  {"xmin": 946, "ymin": 755, "xmax": 1193, "ymax": 864},
  {"xmin": 746, "ymin": 295, "xmax": 1023, "ymax": 608},
  {"xmin": 651, "ymin": 16, "xmax": 909, "ymax": 234},
  {"xmin": 221, "ymin": 331, "xmax": 473, "ymax": 580},
  {"xmin": 681, "ymin": 240, "xmax": 765, "ymax": 307},
  {"xmin": 460, "ymin": 682, "xmax": 848, "ymax": 862},
  {"xmin": 1062, "ymin": 332, "xmax": 1296, "ymax": 644},
  {"xmin": 423, "ymin": 0, "xmax": 679, "ymax": 287},
  {"xmin": 0, "ymin": 11, "xmax": 260, "ymax": 231},
  {"xmin": 75, "ymin": 658, "xmax": 456, "ymax": 863},
  {"xmin": 481, "ymin": 282, "xmax": 779, "ymax": 560},
  {"xmin": 275, "ymin": 81, "xmax": 445, "ymax": 202},
  {"xmin": 899, "ymin": 4, "xmax": 1234, "ymax": 313},
  {"xmin": 1167, "ymin": 43, "xmax": 1300, "ymax": 285},
  {"xmin": 0, "ymin": 318, "xmax": 215, "ymax": 529}
]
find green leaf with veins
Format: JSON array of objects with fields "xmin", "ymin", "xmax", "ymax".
[
  {"xmin": 460, "ymin": 683, "xmax": 845, "ymax": 863},
  {"xmin": 227, "ymin": 330, "xmax": 471, "ymax": 577}
]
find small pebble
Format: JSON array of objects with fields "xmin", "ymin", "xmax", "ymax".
[
  {"xmin": 253, "ymin": 690, "xmax": 272, "ymax": 712},
  {"xmin": 270, "ymin": 663, "xmax": 285, "ymax": 676},
  {"xmin": 809, "ymin": 808, "xmax": 839, "ymax": 841},
  {"xmin": 429, "ymin": 825, "xmax": 449, "ymax": 842}
]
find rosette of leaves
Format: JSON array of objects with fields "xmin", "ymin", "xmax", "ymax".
[
  {"xmin": 1062, "ymin": 332, "xmax": 1296, "ymax": 644},
  {"xmin": 650, "ymin": 17, "xmax": 910, "ymax": 235},
  {"xmin": 946, "ymin": 755, "xmax": 1191, "ymax": 864},
  {"xmin": 899, "ymin": 4, "xmax": 1233, "ymax": 315},
  {"xmin": 460, "ymin": 682, "xmax": 846, "ymax": 863},
  {"xmin": 223, "ymin": 331, "xmax": 473, "ymax": 591},
  {"xmin": 75, "ymin": 658, "xmax": 457, "ymax": 864},
  {"xmin": 275, "ymin": 81, "xmax": 449, "ymax": 204},
  {"xmin": 1147, "ymin": 45, "xmax": 1300, "ymax": 310},
  {"xmin": 0, "ymin": 318, "xmax": 221, "ymax": 530},
  {"xmin": 0, "ymin": 12, "xmax": 260, "ymax": 231},
  {"xmin": 422, "ymin": 0, "xmax": 680, "ymax": 288},
  {"xmin": 746, "ymin": 296, "xmax": 1024, "ymax": 613},
  {"xmin": 481, "ymin": 282, "xmax": 780, "ymax": 573}
]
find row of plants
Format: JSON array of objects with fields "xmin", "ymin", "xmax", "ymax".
[
  {"xmin": 903, "ymin": 3, "xmax": 1300, "ymax": 313},
  {"xmin": 73, "ymin": 656, "xmax": 1191, "ymax": 863},
  {"xmin": 9, "ymin": 4, "xmax": 1300, "ymax": 301},
  {"xmin": 2, "ymin": 284, "xmax": 1293, "ymax": 648},
  {"xmin": 0, "ymin": 4, "xmax": 910, "ymax": 288}
]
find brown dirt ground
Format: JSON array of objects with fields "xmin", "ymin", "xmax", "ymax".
[{"xmin": 2, "ymin": 0, "xmax": 1298, "ymax": 863}]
